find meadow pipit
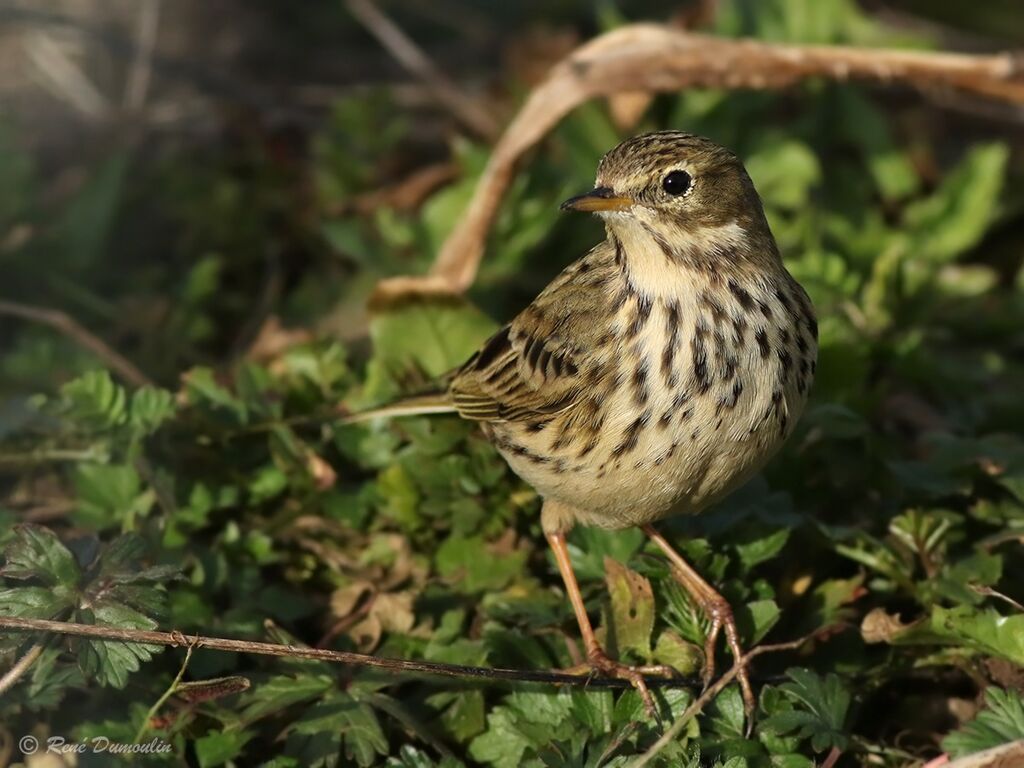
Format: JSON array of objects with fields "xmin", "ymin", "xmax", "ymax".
[{"xmin": 352, "ymin": 131, "xmax": 818, "ymax": 717}]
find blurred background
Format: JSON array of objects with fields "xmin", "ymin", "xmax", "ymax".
[
  {"xmin": 2, "ymin": 0, "xmax": 1024, "ymax": 389},
  {"xmin": 3, "ymin": 2, "xmax": 1024, "ymax": 767}
]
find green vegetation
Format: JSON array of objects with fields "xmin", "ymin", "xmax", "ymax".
[{"xmin": 2, "ymin": 1, "xmax": 1024, "ymax": 765}]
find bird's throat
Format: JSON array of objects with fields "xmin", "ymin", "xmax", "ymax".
[{"xmin": 607, "ymin": 216, "xmax": 752, "ymax": 300}]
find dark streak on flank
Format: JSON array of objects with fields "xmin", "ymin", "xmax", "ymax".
[
  {"xmin": 778, "ymin": 348, "xmax": 793, "ymax": 371},
  {"xmin": 732, "ymin": 315, "xmax": 747, "ymax": 348},
  {"xmin": 691, "ymin": 333, "xmax": 710, "ymax": 393},
  {"xmin": 632, "ymin": 359, "xmax": 650, "ymax": 406},
  {"xmin": 755, "ymin": 328, "xmax": 770, "ymax": 358},
  {"xmin": 728, "ymin": 280, "xmax": 754, "ymax": 310},
  {"xmin": 701, "ymin": 291, "xmax": 727, "ymax": 325},
  {"xmin": 612, "ymin": 410, "xmax": 651, "ymax": 457}
]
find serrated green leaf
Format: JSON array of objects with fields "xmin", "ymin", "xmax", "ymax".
[
  {"xmin": 930, "ymin": 606, "xmax": 1024, "ymax": 665},
  {"xmin": 61, "ymin": 370, "xmax": 128, "ymax": 430},
  {"xmin": 75, "ymin": 602, "xmax": 161, "ymax": 688},
  {"xmin": 1, "ymin": 524, "xmax": 80, "ymax": 586},
  {"xmin": 942, "ymin": 687, "xmax": 1024, "ymax": 759},
  {"xmin": 130, "ymin": 386, "xmax": 176, "ymax": 436},
  {"xmin": 290, "ymin": 693, "xmax": 388, "ymax": 768},
  {"xmin": 760, "ymin": 668, "xmax": 850, "ymax": 753}
]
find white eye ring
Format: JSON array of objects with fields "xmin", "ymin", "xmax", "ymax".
[{"xmin": 662, "ymin": 170, "xmax": 693, "ymax": 197}]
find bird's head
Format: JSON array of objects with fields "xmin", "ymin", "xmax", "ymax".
[{"xmin": 561, "ymin": 131, "xmax": 776, "ymax": 269}]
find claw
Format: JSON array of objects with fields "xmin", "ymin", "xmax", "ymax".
[
  {"xmin": 695, "ymin": 587, "xmax": 756, "ymax": 725},
  {"xmin": 570, "ymin": 647, "xmax": 668, "ymax": 723}
]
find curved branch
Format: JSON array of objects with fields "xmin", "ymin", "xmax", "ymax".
[
  {"xmin": 0, "ymin": 300, "xmax": 152, "ymax": 387},
  {"xmin": 374, "ymin": 24, "xmax": 1024, "ymax": 300}
]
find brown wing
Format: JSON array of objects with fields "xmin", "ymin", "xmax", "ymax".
[{"xmin": 448, "ymin": 242, "xmax": 618, "ymax": 423}]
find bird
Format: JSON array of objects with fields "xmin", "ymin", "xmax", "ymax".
[{"xmin": 346, "ymin": 131, "xmax": 818, "ymax": 719}]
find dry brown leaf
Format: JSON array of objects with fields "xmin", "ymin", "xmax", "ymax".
[{"xmin": 861, "ymin": 606, "xmax": 921, "ymax": 644}]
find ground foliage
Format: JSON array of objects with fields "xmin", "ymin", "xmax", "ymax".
[{"xmin": 2, "ymin": 1, "xmax": 1024, "ymax": 766}]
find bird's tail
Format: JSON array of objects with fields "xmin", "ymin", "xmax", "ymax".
[{"xmin": 337, "ymin": 392, "xmax": 458, "ymax": 424}]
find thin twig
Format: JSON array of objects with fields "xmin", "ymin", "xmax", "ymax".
[
  {"xmin": 134, "ymin": 640, "xmax": 195, "ymax": 744},
  {"xmin": 0, "ymin": 616, "xmax": 700, "ymax": 690},
  {"xmin": 123, "ymin": 0, "xmax": 162, "ymax": 111},
  {"xmin": 23, "ymin": 30, "xmax": 110, "ymax": 121},
  {"xmin": 372, "ymin": 24, "xmax": 1024, "ymax": 299},
  {"xmin": 345, "ymin": 0, "xmax": 500, "ymax": 140},
  {"xmin": 0, "ymin": 300, "xmax": 152, "ymax": 387},
  {"xmin": 628, "ymin": 632, "xmax": 820, "ymax": 768},
  {"xmin": 0, "ymin": 642, "xmax": 45, "ymax": 697}
]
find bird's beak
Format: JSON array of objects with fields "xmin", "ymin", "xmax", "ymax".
[{"xmin": 560, "ymin": 187, "xmax": 634, "ymax": 213}]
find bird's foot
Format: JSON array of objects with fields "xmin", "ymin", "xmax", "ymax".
[
  {"xmin": 696, "ymin": 591, "xmax": 755, "ymax": 727},
  {"xmin": 565, "ymin": 647, "xmax": 677, "ymax": 721}
]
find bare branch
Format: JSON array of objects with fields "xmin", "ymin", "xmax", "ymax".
[
  {"xmin": 0, "ymin": 616, "xmax": 701, "ymax": 690},
  {"xmin": 0, "ymin": 300, "xmax": 152, "ymax": 387},
  {"xmin": 346, "ymin": 0, "xmax": 500, "ymax": 140},
  {"xmin": 372, "ymin": 24, "xmax": 1024, "ymax": 300}
]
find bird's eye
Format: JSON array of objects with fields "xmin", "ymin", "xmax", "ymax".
[{"xmin": 662, "ymin": 170, "xmax": 692, "ymax": 196}]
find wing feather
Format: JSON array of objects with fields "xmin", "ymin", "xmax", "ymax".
[{"xmin": 448, "ymin": 243, "xmax": 618, "ymax": 424}]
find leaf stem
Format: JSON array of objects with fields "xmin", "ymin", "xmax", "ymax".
[{"xmin": 134, "ymin": 641, "xmax": 195, "ymax": 744}]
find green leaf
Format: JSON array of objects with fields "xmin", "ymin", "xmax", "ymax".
[
  {"xmin": 760, "ymin": 668, "xmax": 851, "ymax": 752},
  {"xmin": 75, "ymin": 602, "xmax": 161, "ymax": 688},
  {"xmin": 903, "ymin": 143, "xmax": 1009, "ymax": 263},
  {"xmin": 364, "ymin": 296, "xmax": 496, "ymax": 402},
  {"xmin": 738, "ymin": 600, "xmax": 782, "ymax": 645},
  {"xmin": 56, "ymin": 151, "xmax": 130, "ymax": 270},
  {"xmin": 73, "ymin": 462, "xmax": 151, "ymax": 530},
  {"xmin": 0, "ymin": 586, "xmax": 73, "ymax": 621},
  {"xmin": 195, "ymin": 729, "xmax": 254, "ymax": 768},
  {"xmin": 436, "ymin": 535, "xmax": 526, "ymax": 594},
  {"xmin": 290, "ymin": 693, "xmax": 388, "ymax": 768},
  {"xmin": 0, "ymin": 524, "xmax": 80, "ymax": 586},
  {"xmin": 604, "ymin": 557, "xmax": 655, "ymax": 659},
  {"xmin": 130, "ymin": 386, "xmax": 176, "ymax": 436},
  {"xmin": 930, "ymin": 606, "xmax": 1024, "ymax": 665},
  {"xmin": 653, "ymin": 630, "xmax": 703, "ymax": 676},
  {"xmin": 734, "ymin": 528, "xmax": 790, "ymax": 571},
  {"xmin": 182, "ymin": 367, "xmax": 248, "ymax": 424},
  {"xmin": 746, "ymin": 138, "xmax": 821, "ymax": 210},
  {"xmin": 942, "ymin": 687, "xmax": 1024, "ymax": 759},
  {"xmin": 241, "ymin": 674, "xmax": 334, "ymax": 722},
  {"xmin": 61, "ymin": 370, "xmax": 128, "ymax": 430}
]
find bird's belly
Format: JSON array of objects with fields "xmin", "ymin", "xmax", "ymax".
[
  {"xmin": 491, "ymin": 365, "xmax": 795, "ymax": 530},
  {"xmin": 487, "ymin": 272, "xmax": 816, "ymax": 531}
]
